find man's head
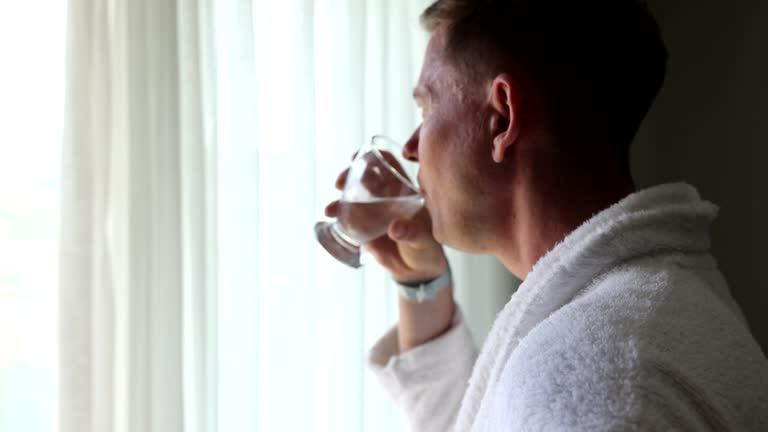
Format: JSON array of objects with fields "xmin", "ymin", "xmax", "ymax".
[
  {"xmin": 420, "ymin": 0, "xmax": 667, "ymax": 147},
  {"xmin": 404, "ymin": 0, "xmax": 667, "ymax": 254}
]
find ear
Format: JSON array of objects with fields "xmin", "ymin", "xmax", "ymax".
[{"xmin": 488, "ymin": 73, "xmax": 521, "ymax": 163}]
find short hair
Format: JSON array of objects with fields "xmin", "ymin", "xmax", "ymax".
[{"xmin": 421, "ymin": 0, "xmax": 668, "ymax": 155}]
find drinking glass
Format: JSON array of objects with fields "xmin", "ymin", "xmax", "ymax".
[{"xmin": 315, "ymin": 135, "xmax": 423, "ymax": 268}]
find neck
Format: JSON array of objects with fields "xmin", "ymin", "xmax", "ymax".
[{"xmin": 493, "ymin": 156, "xmax": 636, "ymax": 279}]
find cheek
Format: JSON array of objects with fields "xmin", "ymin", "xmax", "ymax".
[
  {"xmin": 417, "ymin": 122, "xmax": 443, "ymax": 171},
  {"xmin": 432, "ymin": 118, "xmax": 483, "ymax": 178},
  {"xmin": 420, "ymin": 102, "xmax": 487, "ymax": 189}
]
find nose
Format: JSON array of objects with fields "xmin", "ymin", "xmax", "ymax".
[{"xmin": 403, "ymin": 125, "xmax": 420, "ymax": 162}]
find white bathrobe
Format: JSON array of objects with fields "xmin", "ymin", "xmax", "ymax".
[{"xmin": 369, "ymin": 183, "xmax": 768, "ymax": 431}]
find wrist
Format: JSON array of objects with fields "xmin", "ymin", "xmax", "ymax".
[
  {"xmin": 393, "ymin": 261, "xmax": 449, "ymax": 286},
  {"xmin": 395, "ymin": 267, "xmax": 452, "ymax": 303}
]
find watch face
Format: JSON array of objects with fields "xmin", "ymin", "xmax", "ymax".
[{"xmin": 415, "ymin": 287, "xmax": 429, "ymax": 303}]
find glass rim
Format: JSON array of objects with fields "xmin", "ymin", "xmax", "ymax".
[{"xmin": 369, "ymin": 134, "xmax": 421, "ymax": 195}]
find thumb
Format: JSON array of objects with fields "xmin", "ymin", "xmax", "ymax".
[{"xmin": 387, "ymin": 218, "xmax": 434, "ymax": 249}]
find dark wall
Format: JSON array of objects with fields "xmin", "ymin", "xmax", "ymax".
[{"xmin": 634, "ymin": 0, "xmax": 768, "ymax": 352}]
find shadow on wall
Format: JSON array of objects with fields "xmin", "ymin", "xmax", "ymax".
[{"xmin": 633, "ymin": 0, "xmax": 768, "ymax": 353}]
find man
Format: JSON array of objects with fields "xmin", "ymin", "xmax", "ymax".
[{"xmin": 326, "ymin": 0, "xmax": 768, "ymax": 430}]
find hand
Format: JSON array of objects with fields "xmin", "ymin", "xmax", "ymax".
[{"xmin": 325, "ymin": 154, "xmax": 448, "ymax": 283}]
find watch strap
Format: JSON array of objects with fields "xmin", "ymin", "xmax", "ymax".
[{"xmin": 395, "ymin": 268, "xmax": 452, "ymax": 303}]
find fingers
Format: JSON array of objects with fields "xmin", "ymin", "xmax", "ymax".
[
  {"xmin": 378, "ymin": 150, "xmax": 409, "ymax": 179},
  {"xmin": 324, "ymin": 200, "xmax": 340, "ymax": 217},
  {"xmin": 335, "ymin": 169, "xmax": 349, "ymax": 191},
  {"xmin": 359, "ymin": 162, "xmax": 386, "ymax": 194},
  {"xmin": 340, "ymin": 150, "xmax": 416, "ymax": 197},
  {"xmin": 359, "ymin": 153, "xmax": 412, "ymax": 197},
  {"xmin": 327, "ymin": 152, "xmax": 361, "ymax": 215},
  {"xmin": 360, "ymin": 204, "xmax": 447, "ymax": 281},
  {"xmin": 334, "ymin": 150, "xmax": 361, "ymax": 190},
  {"xmin": 386, "ymin": 209, "xmax": 435, "ymax": 250},
  {"xmin": 364, "ymin": 235, "xmax": 409, "ymax": 274},
  {"xmin": 388, "ymin": 219, "xmax": 428, "ymax": 248}
]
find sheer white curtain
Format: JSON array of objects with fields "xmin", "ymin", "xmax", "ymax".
[
  {"xmin": 60, "ymin": 0, "xmax": 514, "ymax": 431},
  {"xmin": 61, "ymin": 0, "xmax": 190, "ymax": 430}
]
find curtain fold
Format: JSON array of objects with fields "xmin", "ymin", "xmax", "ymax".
[
  {"xmin": 60, "ymin": 0, "xmax": 115, "ymax": 430},
  {"xmin": 177, "ymin": 1, "xmax": 218, "ymax": 432},
  {"xmin": 60, "ymin": 0, "xmax": 515, "ymax": 431},
  {"xmin": 62, "ymin": 0, "xmax": 191, "ymax": 430}
]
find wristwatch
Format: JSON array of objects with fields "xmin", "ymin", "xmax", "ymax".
[{"xmin": 395, "ymin": 268, "xmax": 452, "ymax": 303}]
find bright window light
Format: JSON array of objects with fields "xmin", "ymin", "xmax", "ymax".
[{"xmin": 0, "ymin": 2, "xmax": 67, "ymax": 431}]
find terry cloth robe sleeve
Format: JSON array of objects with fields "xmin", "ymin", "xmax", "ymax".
[{"xmin": 368, "ymin": 306, "xmax": 478, "ymax": 432}]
